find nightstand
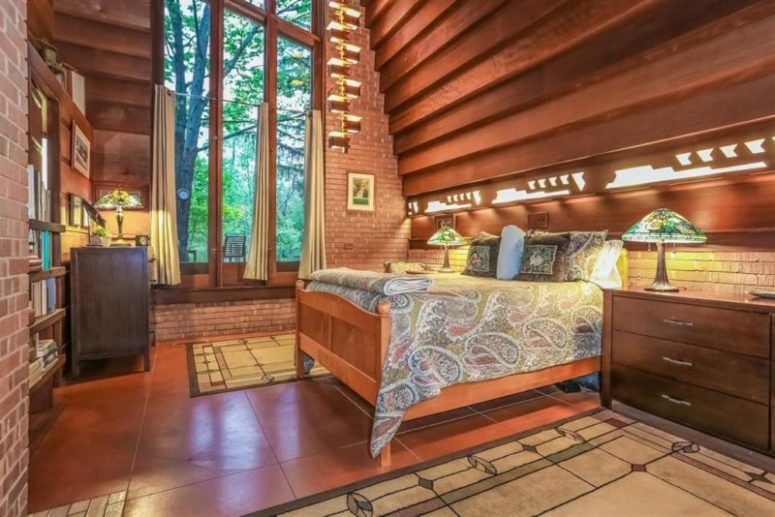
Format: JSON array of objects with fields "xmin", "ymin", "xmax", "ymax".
[{"xmin": 602, "ymin": 289, "xmax": 775, "ymax": 454}]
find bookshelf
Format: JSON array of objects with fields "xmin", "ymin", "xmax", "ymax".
[{"xmin": 27, "ymin": 42, "xmax": 87, "ymax": 413}]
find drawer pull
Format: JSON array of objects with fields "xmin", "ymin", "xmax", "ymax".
[
  {"xmin": 661, "ymin": 356, "xmax": 693, "ymax": 367},
  {"xmin": 661, "ymin": 394, "xmax": 692, "ymax": 407},
  {"xmin": 663, "ymin": 318, "xmax": 694, "ymax": 328}
]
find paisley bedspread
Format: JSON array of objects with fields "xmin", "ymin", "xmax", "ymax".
[{"xmin": 306, "ymin": 274, "xmax": 603, "ymax": 457}]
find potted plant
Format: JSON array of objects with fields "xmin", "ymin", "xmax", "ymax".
[{"xmin": 90, "ymin": 225, "xmax": 111, "ymax": 247}]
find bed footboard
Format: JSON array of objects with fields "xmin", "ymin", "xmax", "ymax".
[{"xmin": 295, "ymin": 280, "xmax": 391, "ymax": 405}]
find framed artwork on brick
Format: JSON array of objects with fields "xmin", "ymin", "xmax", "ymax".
[
  {"xmin": 71, "ymin": 123, "xmax": 91, "ymax": 178},
  {"xmin": 347, "ymin": 172, "xmax": 375, "ymax": 212}
]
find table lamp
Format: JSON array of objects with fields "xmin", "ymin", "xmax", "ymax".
[
  {"xmin": 94, "ymin": 189, "xmax": 142, "ymax": 237},
  {"xmin": 428, "ymin": 225, "xmax": 466, "ymax": 273},
  {"xmin": 622, "ymin": 208, "xmax": 707, "ymax": 292}
]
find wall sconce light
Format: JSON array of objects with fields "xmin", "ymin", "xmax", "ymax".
[{"xmin": 327, "ymin": 0, "xmax": 361, "ymax": 153}]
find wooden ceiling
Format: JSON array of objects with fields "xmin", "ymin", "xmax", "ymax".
[{"xmin": 363, "ymin": 0, "xmax": 775, "ymax": 198}]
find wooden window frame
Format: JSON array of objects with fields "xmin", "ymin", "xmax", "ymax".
[{"xmin": 152, "ymin": 0, "xmax": 324, "ymax": 301}]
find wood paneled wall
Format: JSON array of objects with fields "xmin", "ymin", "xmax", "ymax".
[
  {"xmin": 52, "ymin": 0, "xmax": 151, "ymax": 226},
  {"xmin": 365, "ymin": 0, "xmax": 775, "ymax": 240}
]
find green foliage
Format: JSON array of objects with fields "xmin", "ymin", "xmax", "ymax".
[
  {"xmin": 165, "ymin": 0, "xmax": 312, "ymax": 265},
  {"xmin": 92, "ymin": 225, "xmax": 108, "ymax": 237}
]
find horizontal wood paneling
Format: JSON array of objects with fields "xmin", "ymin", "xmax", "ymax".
[
  {"xmin": 55, "ymin": 13, "xmax": 151, "ymax": 58},
  {"xmin": 54, "ymin": 0, "xmax": 152, "ymax": 204},
  {"xmin": 392, "ymin": 0, "xmax": 764, "ymax": 154},
  {"xmin": 398, "ymin": 18, "xmax": 775, "ymax": 175},
  {"xmin": 374, "ymin": 0, "xmax": 507, "ymax": 92},
  {"xmin": 365, "ymin": 0, "xmax": 775, "ymax": 242},
  {"xmin": 86, "ymin": 100, "xmax": 151, "ymax": 135},
  {"xmin": 54, "ymin": 0, "xmax": 152, "ymax": 31},
  {"xmin": 56, "ymin": 42, "xmax": 151, "ymax": 82},
  {"xmin": 372, "ymin": 0, "xmax": 455, "ymax": 70}
]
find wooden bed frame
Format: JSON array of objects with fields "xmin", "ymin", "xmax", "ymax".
[{"xmin": 295, "ymin": 252, "xmax": 628, "ymax": 465}]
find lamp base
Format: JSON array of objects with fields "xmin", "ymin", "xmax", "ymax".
[
  {"xmin": 643, "ymin": 241, "xmax": 679, "ymax": 292},
  {"xmin": 645, "ymin": 282, "xmax": 679, "ymax": 292},
  {"xmin": 437, "ymin": 268, "xmax": 455, "ymax": 273}
]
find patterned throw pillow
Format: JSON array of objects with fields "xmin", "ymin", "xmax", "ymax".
[
  {"xmin": 462, "ymin": 232, "xmax": 500, "ymax": 277},
  {"xmin": 566, "ymin": 231, "xmax": 608, "ymax": 281},
  {"xmin": 515, "ymin": 233, "xmax": 571, "ymax": 282}
]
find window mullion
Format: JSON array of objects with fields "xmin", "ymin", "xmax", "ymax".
[
  {"xmin": 210, "ymin": 0, "xmax": 225, "ymax": 287},
  {"xmin": 266, "ymin": 0, "xmax": 279, "ymax": 283}
]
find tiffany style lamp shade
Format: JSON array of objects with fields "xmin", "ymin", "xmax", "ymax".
[
  {"xmin": 94, "ymin": 189, "xmax": 142, "ymax": 237},
  {"xmin": 428, "ymin": 225, "xmax": 467, "ymax": 273},
  {"xmin": 622, "ymin": 208, "xmax": 707, "ymax": 292}
]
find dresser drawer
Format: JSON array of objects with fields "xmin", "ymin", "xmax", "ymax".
[
  {"xmin": 612, "ymin": 365, "xmax": 769, "ymax": 450},
  {"xmin": 612, "ymin": 296, "xmax": 770, "ymax": 358},
  {"xmin": 612, "ymin": 330, "xmax": 770, "ymax": 404}
]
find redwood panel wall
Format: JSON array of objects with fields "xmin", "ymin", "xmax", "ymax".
[
  {"xmin": 53, "ymin": 0, "xmax": 152, "ymax": 236},
  {"xmin": 0, "ymin": 1, "xmax": 31, "ymax": 515},
  {"xmin": 365, "ymin": 0, "xmax": 775, "ymax": 232}
]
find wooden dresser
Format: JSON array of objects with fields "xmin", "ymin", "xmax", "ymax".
[
  {"xmin": 70, "ymin": 247, "xmax": 150, "ymax": 378},
  {"xmin": 602, "ymin": 289, "xmax": 775, "ymax": 454}
]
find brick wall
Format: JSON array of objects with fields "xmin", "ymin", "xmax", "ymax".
[
  {"xmin": 412, "ymin": 244, "xmax": 775, "ymax": 296},
  {"xmin": 0, "ymin": 0, "xmax": 30, "ymax": 515},
  {"xmin": 628, "ymin": 249, "xmax": 775, "ymax": 296},
  {"xmin": 324, "ymin": 4, "xmax": 409, "ymax": 270},
  {"xmin": 155, "ymin": 2, "xmax": 408, "ymax": 341},
  {"xmin": 152, "ymin": 299, "xmax": 295, "ymax": 342}
]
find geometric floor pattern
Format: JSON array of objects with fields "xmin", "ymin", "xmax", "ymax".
[
  {"xmin": 263, "ymin": 410, "xmax": 775, "ymax": 516},
  {"xmin": 188, "ymin": 333, "xmax": 327, "ymax": 396},
  {"xmin": 28, "ymin": 490, "xmax": 126, "ymax": 517}
]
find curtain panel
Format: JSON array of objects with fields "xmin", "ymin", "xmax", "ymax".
[
  {"xmin": 244, "ymin": 103, "xmax": 271, "ymax": 281},
  {"xmin": 150, "ymin": 85, "xmax": 181, "ymax": 285},
  {"xmin": 299, "ymin": 109, "xmax": 326, "ymax": 280}
]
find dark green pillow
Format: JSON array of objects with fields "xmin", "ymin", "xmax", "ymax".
[
  {"xmin": 515, "ymin": 232, "xmax": 571, "ymax": 282},
  {"xmin": 462, "ymin": 232, "xmax": 500, "ymax": 277}
]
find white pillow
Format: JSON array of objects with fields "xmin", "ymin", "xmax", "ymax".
[
  {"xmin": 497, "ymin": 225, "xmax": 525, "ymax": 279},
  {"xmin": 590, "ymin": 240, "xmax": 623, "ymax": 289}
]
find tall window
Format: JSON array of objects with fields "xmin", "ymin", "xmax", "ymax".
[
  {"xmin": 162, "ymin": 0, "xmax": 318, "ymax": 286},
  {"xmin": 164, "ymin": 0, "xmax": 211, "ymax": 265},
  {"xmin": 276, "ymin": 37, "xmax": 311, "ymax": 263}
]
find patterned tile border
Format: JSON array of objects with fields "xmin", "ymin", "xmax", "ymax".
[
  {"xmin": 253, "ymin": 411, "xmax": 775, "ymax": 516},
  {"xmin": 29, "ymin": 490, "xmax": 126, "ymax": 517}
]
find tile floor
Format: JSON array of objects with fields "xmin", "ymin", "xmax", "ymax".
[{"xmin": 28, "ymin": 342, "xmax": 598, "ymax": 516}]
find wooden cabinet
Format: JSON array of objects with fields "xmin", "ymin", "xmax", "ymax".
[
  {"xmin": 70, "ymin": 247, "xmax": 150, "ymax": 377},
  {"xmin": 603, "ymin": 290, "xmax": 775, "ymax": 454}
]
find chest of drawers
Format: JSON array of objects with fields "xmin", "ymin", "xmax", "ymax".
[{"xmin": 602, "ymin": 290, "xmax": 775, "ymax": 454}]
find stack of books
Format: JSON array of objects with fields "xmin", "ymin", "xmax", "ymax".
[
  {"xmin": 27, "ymin": 164, "xmax": 51, "ymax": 221},
  {"xmin": 30, "ymin": 278, "xmax": 55, "ymax": 317},
  {"xmin": 29, "ymin": 339, "xmax": 59, "ymax": 386}
]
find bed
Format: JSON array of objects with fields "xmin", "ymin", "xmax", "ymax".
[{"xmin": 294, "ymin": 253, "xmax": 628, "ymax": 465}]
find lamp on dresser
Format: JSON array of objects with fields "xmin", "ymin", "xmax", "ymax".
[
  {"xmin": 622, "ymin": 208, "xmax": 706, "ymax": 292},
  {"xmin": 94, "ymin": 188, "xmax": 142, "ymax": 237},
  {"xmin": 428, "ymin": 225, "xmax": 466, "ymax": 273}
]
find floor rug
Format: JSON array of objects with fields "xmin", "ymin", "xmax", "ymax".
[
  {"xmin": 255, "ymin": 410, "xmax": 775, "ymax": 516},
  {"xmin": 187, "ymin": 334, "xmax": 327, "ymax": 396}
]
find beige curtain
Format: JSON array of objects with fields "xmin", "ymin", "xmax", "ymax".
[
  {"xmin": 244, "ymin": 103, "xmax": 270, "ymax": 281},
  {"xmin": 299, "ymin": 110, "xmax": 326, "ymax": 280},
  {"xmin": 150, "ymin": 86, "xmax": 181, "ymax": 285}
]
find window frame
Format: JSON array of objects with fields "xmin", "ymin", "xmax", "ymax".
[{"xmin": 153, "ymin": 0, "xmax": 323, "ymax": 294}]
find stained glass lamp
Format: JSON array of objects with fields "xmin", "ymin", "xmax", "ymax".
[
  {"xmin": 428, "ymin": 225, "xmax": 467, "ymax": 273},
  {"xmin": 622, "ymin": 208, "xmax": 707, "ymax": 292},
  {"xmin": 94, "ymin": 189, "xmax": 142, "ymax": 237}
]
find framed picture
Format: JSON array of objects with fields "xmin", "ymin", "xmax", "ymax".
[
  {"xmin": 68, "ymin": 194, "xmax": 83, "ymax": 227},
  {"xmin": 94, "ymin": 184, "xmax": 147, "ymax": 210},
  {"xmin": 347, "ymin": 172, "xmax": 375, "ymax": 212},
  {"xmin": 434, "ymin": 214, "xmax": 456, "ymax": 230},
  {"xmin": 71, "ymin": 123, "xmax": 90, "ymax": 178}
]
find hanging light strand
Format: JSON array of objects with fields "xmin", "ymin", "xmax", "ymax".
[{"xmin": 326, "ymin": 0, "xmax": 361, "ymax": 153}]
